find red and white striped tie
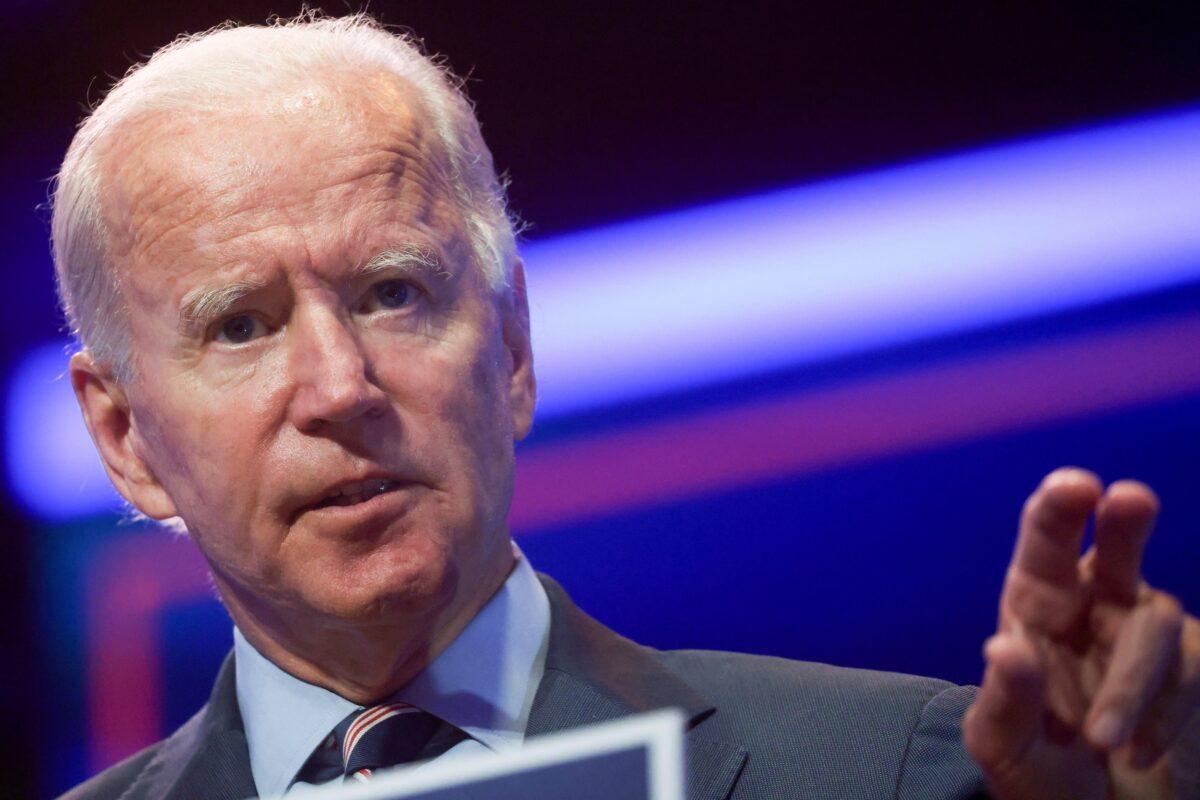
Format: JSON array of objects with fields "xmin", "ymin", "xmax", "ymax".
[{"xmin": 339, "ymin": 702, "xmax": 463, "ymax": 783}]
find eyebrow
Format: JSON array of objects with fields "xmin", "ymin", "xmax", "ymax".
[
  {"xmin": 175, "ymin": 244, "xmax": 448, "ymax": 336},
  {"xmin": 353, "ymin": 243, "xmax": 447, "ymax": 281},
  {"xmin": 178, "ymin": 277, "xmax": 270, "ymax": 336}
]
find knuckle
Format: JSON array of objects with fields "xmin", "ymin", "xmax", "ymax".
[
  {"xmin": 1183, "ymin": 616, "xmax": 1200, "ymax": 655},
  {"xmin": 1003, "ymin": 574, "xmax": 1081, "ymax": 635},
  {"xmin": 1089, "ymin": 603, "xmax": 1125, "ymax": 641},
  {"xmin": 1150, "ymin": 593, "xmax": 1185, "ymax": 633}
]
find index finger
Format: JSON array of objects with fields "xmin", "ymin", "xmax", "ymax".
[
  {"xmin": 1011, "ymin": 468, "xmax": 1102, "ymax": 583},
  {"xmin": 1002, "ymin": 468, "xmax": 1101, "ymax": 633},
  {"xmin": 1092, "ymin": 480, "xmax": 1159, "ymax": 606}
]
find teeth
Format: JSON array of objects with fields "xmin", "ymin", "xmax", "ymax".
[
  {"xmin": 337, "ymin": 479, "xmax": 392, "ymax": 497},
  {"xmin": 322, "ymin": 479, "xmax": 396, "ymax": 507}
]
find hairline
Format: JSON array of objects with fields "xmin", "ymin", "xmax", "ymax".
[{"xmin": 52, "ymin": 14, "xmax": 520, "ymax": 384}]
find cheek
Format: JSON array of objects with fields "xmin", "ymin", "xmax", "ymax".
[
  {"xmin": 455, "ymin": 344, "xmax": 518, "ymax": 525},
  {"xmin": 138, "ymin": 377, "xmax": 278, "ymax": 532},
  {"xmin": 381, "ymin": 336, "xmax": 515, "ymax": 503},
  {"xmin": 442, "ymin": 340, "xmax": 513, "ymax": 462}
]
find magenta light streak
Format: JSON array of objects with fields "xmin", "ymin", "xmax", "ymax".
[{"xmin": 511, "ymin": 313, "xmax": 1200, "ymax": 531}]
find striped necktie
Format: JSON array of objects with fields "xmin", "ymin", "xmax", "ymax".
[{"xmin": 338, "ymin": 702, "xmax": 467, "ymax": 783}]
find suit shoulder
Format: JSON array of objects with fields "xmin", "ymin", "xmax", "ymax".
[
  {"xmin": 657, "ymin": 650, "xmax": 985, "ymax": 797},
  {"xmin": 54, "ymin": 743, "xmax": 162, "ymax": 800},
  {"xmin": 55, "ymin": 701, "xmax": 214, "ymax": 800},
  {"xmin": 658, "ymin": 647, "xmax": 961, "ymax": 708},
  {"xmin": 657, "ymin": 648, "xmax": 974, "ymax": 754}
]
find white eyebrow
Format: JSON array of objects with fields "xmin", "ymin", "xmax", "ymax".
[
  {"xmin": 354, "ymin": 243, "xmax": 447, "ymax": 280},
  {"xmin": 175, "ymin": 245, "xmax": 447, "ymax": 336},
  {"xmin": 178, "ymin": 277, "xmax": 270, "ymax": 335}
]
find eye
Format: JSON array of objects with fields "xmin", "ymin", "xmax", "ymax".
[
  {"xmin": 361, "ymin": 278, "xmax": 417, "ymax": 313},
  {"xmin": 214, "ymin": 313, "xmax": 267, "ymax": 344}
]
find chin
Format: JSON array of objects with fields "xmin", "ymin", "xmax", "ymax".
[{"xmin": 301, "ymin": 535, "xmax": 462, "ymax": 625}]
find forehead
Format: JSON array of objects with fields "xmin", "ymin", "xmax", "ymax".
[{"xmin": 99, "ymin": 71, "xmax": 463, "ymax": 290}]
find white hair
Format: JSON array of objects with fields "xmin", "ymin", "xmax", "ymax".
[{"xmin": 50, "ymin": 12, "xmax": 520, "ymax": 381}]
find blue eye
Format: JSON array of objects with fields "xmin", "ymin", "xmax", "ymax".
[
  {"xmin": 373, "ymin": 279, "xmax": 412, "ymax": 309},
  {"xmin": 216, "ymin": 314, "xmax": 265, "ymax": 344},
  {"xmin": 362, "ymin": 279, "xmax": 418, "ymax": 313}
]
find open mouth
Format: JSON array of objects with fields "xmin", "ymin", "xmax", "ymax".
[{"xmin": 310, "ymin": 478, "xmax": 402, "ymax": 511}]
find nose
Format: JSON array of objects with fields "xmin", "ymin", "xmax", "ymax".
[{"xmin": 287, "ymin": 306, "xmax": 388, "ymax": 434}]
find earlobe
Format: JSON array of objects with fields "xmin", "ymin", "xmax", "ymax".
[
  {"xmin": 69, "ymin": 351, "xmax": 179, "ymax": 520},
  {"xmin": 503, "ymin": 261, "xmax": 537, "ymax": 441}
]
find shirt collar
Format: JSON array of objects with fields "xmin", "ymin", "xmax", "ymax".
[{"xmin": 235, "ymin": 547, "xmax": 550, "ymax": 798}]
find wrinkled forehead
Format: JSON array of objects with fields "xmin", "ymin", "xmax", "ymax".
[{"xmin": 96, "ymin": 69, "xmax": 457, "ymax": 272}]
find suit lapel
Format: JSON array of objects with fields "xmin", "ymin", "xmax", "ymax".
[
  {"xmin": 531, "ymin": 575, "xmax": 747, "ymax": 800},
  {"xmin": 158, "ymin": 729, "xmax": 259, "ymax": 800},
  {"xmin": 120, "ymin": 654, "xmax": 259, "ymax": 800},
  {"xmin": 115, "ymin": 575, "xmax": 747, "ymax": 800}
]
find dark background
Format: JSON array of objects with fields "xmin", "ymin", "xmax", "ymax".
[{"xmin": 4, "ymin": 3, "xmax": 1200, "ymax": 797}]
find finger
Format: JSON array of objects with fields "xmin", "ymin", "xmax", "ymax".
[
  {"xmin": 1092, "ymin": 480, "xmax": 1159, "ymax": 606},
  {"xmin": 1012, "ymin": 468, "xmax": 1102, "ymax": 584},
  {"xmin": 1085, "ymin": 591, "xmax": 1183, "ymax": 751},
  {"xmin": 1126, "ymin": 615, "xmax": 1200, "ymax": 770},
  {"xmin": 1002, "ymin": 468, "xmax": 1101, "ymax": 634},
  {"xmin": 963, "ymin": 632, "xmax": 1046, "ymax": 774},
  {"xmin": 1128, "ymin": 696, "xmax": 1200, "ymax": 772}
]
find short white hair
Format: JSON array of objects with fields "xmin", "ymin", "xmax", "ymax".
[{"xmin": 51, "ymin": 12, "xmax": 520, "ymax": 381}]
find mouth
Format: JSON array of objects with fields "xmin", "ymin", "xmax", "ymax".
[{"xmin": 307, "ymin": 477, "xmax": 404, "ymax": 513}]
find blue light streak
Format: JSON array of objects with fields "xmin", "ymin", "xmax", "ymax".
[
  {"xmin": 9, "ymin": 107, "xmax": 1200, "ymax": 519},
  {"xmin": 524, "ymin": 107, "xmax": 1200, "ymax": 415}
]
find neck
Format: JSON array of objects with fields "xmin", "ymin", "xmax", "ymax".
[{"xmin": 215, "ymin": 547, "xmax": 516, "ymax": 704}]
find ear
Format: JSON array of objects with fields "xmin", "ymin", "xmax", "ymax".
[
  {"xmin": 69, "ymin": 351, "xmax": 180, "ymax": 520},
  {"xmin": 501, "ymin": 260, "xmax": 537, "ymax": 440}
]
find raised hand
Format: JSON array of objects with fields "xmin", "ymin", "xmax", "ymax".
[{"xmin": 962, "ymin": 468, "xmax": 1200, "ymax": 799}]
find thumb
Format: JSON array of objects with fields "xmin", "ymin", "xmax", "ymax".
[{"xmin": 963, "ymin": 632, "xmax": 1046, "ymax": 778}]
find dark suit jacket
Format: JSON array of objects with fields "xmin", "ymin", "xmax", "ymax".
[{"xmin": 59, "ymin": 574, "xmax": 989, "ymax": 800}]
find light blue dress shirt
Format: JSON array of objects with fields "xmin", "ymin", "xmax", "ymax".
[{"xmin": 234, "ymin": 548, "xmax": 551, "ymax": 798}]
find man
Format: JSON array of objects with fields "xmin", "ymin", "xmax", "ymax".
[{"xmin": 51, "ymin": 13, "xmax": 1199, "ymax": 800}]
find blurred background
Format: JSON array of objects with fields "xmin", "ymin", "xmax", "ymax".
[{"xmin": 3, "ymin": 2, "xmax": 1200, "ymax": 797}]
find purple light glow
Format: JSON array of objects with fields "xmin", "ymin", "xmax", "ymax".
[
  {"xmin": 5, "ymin": 341, "xmax": 122, "ymax": 520},
  {"xmin": 525, "ymin": 107, "xmax": 1200, "ymax": 415},
  {"xmin": 9, "ymin": 106, "xmax": 1200, "ymax": 520}
]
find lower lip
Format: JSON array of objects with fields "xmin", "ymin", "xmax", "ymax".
[{"xmin": 299, "ymin": 486, "xmax": 415, "ymax": 534}]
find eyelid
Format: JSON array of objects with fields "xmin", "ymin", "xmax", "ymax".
[
  {"xmin": 199, "ymin": 275, "xmax": 424, "ymax": 345},
  {"xmin": 357, "ymin": 276, "xmax": 424, "ymax": 314},
  {"xmin": 208, "ymin": 311, "xmax": 271, "ymax": 345}
]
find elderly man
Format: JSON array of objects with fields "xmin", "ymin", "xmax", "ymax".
[{"xmin": 52, "ymin": 13, "xmax": 1199, "ymax": 800}]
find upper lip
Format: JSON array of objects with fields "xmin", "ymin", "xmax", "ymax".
[{"xmin": 289, "ymin": 471, "xmax": 409, "ymax": 521}]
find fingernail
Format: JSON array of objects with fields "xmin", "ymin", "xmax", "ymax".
[{"xmin": 1089, "ymin": 711, "xmax": 1123, "ymax": 748}]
